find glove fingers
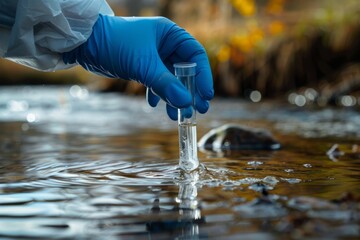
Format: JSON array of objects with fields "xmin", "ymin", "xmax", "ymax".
[
  {"xmin": 146, "ymin": 87, "xmax": 160, "ymax": 107},
  {"xmin": 167, "ymin": 104, "xmax": 194, "ymax": 121},
  {"xmin": 160, "ymin": 28, "xmax": 214, "ymax": 101},
  {"xmin": 166, "ymin": 104, "xmax": 178, "ymax": 121},
  {"xmin": 195, "ymin": 93, "xmax": 209, "ymax": 114},
  {"xmin": 163, "ymin": 53, "xmax": 182, "ymax": 73},
  {"xmin": 168, "ymin": 50, "xmax": 213, "ymax": 107},
  {"xmin": 175, "ymin": 42, "xmax": 214, "ymax": 101},
  {"xmin": 150, "ymin": 56, "xmax": 192, "ymax": 109},
  {"xmin": 195, "ymin": 55, "xmax": 214, "ymax": 101}
]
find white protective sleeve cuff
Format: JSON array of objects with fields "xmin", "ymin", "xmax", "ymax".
[{"xmin": 0, "ymin": 0, "xmax": 114, "ymax": 72}]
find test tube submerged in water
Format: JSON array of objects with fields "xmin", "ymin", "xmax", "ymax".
[{"xmin": 174, "ymin": 63, "xmax": 199, "ymax": 172}]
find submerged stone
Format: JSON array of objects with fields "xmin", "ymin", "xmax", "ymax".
[
  {"xmin": 326, "ymin": 144, "xmax": 360, "ymax": 161},
  {"xmin": 198, "ymin": 124, "xmax": 281, "ymax": 152}
]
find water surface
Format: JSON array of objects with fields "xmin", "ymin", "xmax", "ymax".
[{"xmin": 0, "ymin": 86, "xmax": 359, "ymax": 239}]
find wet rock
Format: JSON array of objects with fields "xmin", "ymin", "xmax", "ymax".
[
  {"xmin": 332, "ymin": 192, "xmax": 360, "ymax": 204},
  {"xmin": 198, "ymin": 124, "xmax": 281, "ymax": 153},
  {"xmin": 349, "ymin": 145, "xmax": 360, "ymax": 159},
  {"xmin": 281, "ymin": 194, "xmax": 360, "ymax": 238},
  {"xmin": 326, "ymin": 144, "xmax": 344, "ymax": 161},
  {"xmin": 288, "ymin": 194, "xmax": 360, "ymax": 220},
  {"xmin": 326, "ymin": 144, "xmax": 360, "ymax": 161},
  {"xmin": 288, "ymin": 196, "xmax": 337, "ymax": 211},
  {"xmin": 234, "ymin": 196, "xmax": 287, "ymax": 218},
  {"xmin": 248, "ymin": 182, "xmax": 273, "ymax": 193},
  {"xmin": 276, "ymin": 214, "xmax": 332, "ymax": 237}
]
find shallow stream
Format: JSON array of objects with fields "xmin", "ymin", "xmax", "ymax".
[{"xmin": 0, "ymin": 86, "xmax": 359, "ymax": 239}]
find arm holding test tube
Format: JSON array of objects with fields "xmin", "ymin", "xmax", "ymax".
[{"xmin": 0, "ymin": 0, "xmax": 214, "ymax": 120}]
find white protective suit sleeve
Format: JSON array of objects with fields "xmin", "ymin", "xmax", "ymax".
[{"xmin": 0, "ymin": 0, "xmax": 114, "ymax": 72}]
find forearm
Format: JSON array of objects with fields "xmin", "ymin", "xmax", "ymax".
[{"xmin": 0, "ymin": 0, "xmax": 113, "ymax": 71}]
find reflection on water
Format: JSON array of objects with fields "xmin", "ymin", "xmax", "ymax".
[{"xmin": 0, "ymin": 86, "xmax": 359, "ymax": 239}]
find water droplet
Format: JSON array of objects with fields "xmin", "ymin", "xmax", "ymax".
[
  {"xmin": 262, "ymin": 176, "xmax": 279, "ymax": 185},
  {"xmin": 247, "ymin": 161, "xmax": 263, "ymax": 166},
  {"xmin": 340, "ymin": 95, "xmax": 356, "ymax": 107},
  {"xmin": 21, "ymin": 123, "xmax": 29, "ymax": 131},
  {"xmin": 69, "ymin": 85, "xmax": 89, "ymax": 100},
  {"xmin": 304, "ymin": 88, "xmax": 318, "ymax": 101},
  {"xmin": 288, "ymin": 92, "xmax": 297, "ymax": 104},
  {"xmin": 303, "ymin": 163, "xmax": 312, "ymax": 168},
  {"xmin": 294, "ymin": 95, "xmax": 306, "ymax": 107},
  {"xmin": 250, "ymin": 90, "xmax": 261, "ymax": 103},
  {"xmin": 281, "ymin": 178, "xmax": 301, "ymax": 184},
  {"xmin": 26, "ymin": 113, "xmax": 36, "ymax": 123},
  {"xmin": 238, "ymin": 177, "xmax": 262, "ymax": 185}
]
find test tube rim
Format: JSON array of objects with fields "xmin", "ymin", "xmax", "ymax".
[{"xmin": 173, "ymin": 62, "xmax": 197, "ymax": 69}]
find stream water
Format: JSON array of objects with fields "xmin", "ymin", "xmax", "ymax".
[{"xmin": 0, "ymin": 86, "xmax": 359, "ymax": 239}]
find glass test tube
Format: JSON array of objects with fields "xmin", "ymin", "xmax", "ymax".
[{"xmin": 174, "ymin": 63, "xmax": 199, "ymax": 172}]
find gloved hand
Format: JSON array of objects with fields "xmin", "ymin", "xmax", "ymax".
[{"xmin": 63, "ymin": 14, "xmax": 214, "ymax": 120}]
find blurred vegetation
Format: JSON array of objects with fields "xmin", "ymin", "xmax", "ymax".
[{"xmin": 1, "ymin": 0, "xmax": 360, "ymax": 104}]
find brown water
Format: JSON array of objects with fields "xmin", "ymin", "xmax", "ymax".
[{"xmin": 0, "ymin": 86, "xmax": 359, "ymax": 239}]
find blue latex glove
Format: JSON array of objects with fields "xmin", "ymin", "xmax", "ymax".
[{"xmin": 63, "ymin": 14, "xmax": 214, "ymax": 120}]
